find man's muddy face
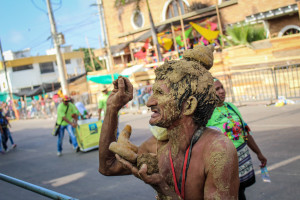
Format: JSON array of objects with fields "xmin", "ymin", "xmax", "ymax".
[
  {"xmin": 146, "ymin": 80, "xmax": 181, "ymax": 128},
  {"xmin": 214, "ymin": 80, "xmax": 226, "ymax": 103}
]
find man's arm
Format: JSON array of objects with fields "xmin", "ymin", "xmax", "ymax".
[
  {"xmin": 99, "ymin": 77, "xmax": 134, "ymax": 176},
  {"xmin": 98, "ymin": 108, "xmax": 102, "ymax": 120},
  {"xmin": 204, "ymin": 135, "xmax": 239, "ymax": 199},
  {"xmin": 247, "ymin": 135, "xmax": 267, "ymax": 167},
  {"xmin": 62, "ymin": 116, "xmax": 76, "ymax": 128}
]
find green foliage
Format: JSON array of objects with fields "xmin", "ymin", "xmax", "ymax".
[
  {"xmin": 225, "ymin": 24, "xmax": 266, "ymax": 46},
  {"xmin": 74, "ymin": 48, "xmax": 104, "ymax": 72},
  {"xmin": 115, "ymin": 0, "xmax": 138, "ymax": 8},
  {"xmin": 115, "ymin": 0, "xmax": 125, "ymax": 7}
]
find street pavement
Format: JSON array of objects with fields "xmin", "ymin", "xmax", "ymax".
[{"xmin": 0, "ymin": 103, "xmax": 300, "ymax": 200}]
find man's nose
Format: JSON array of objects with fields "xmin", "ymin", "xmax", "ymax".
[{"xmin": 146, "ymin": 95, "xmax": 156, "ymax": 107}]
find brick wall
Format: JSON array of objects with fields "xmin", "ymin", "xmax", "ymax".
[
  {"xmin": 268, "ymin": 14, "xmax": 300, "ymax": 37},
  {"xmin": 220, "ymin": 0, "xmax": 297, "ymax": 25},
  {"xmin": 103, "ymin": 0, "xmax": 299, "ymax": 46},
  {"xmin": 103, "ymin": 0, "xmax": 168, "ymax": 46}
]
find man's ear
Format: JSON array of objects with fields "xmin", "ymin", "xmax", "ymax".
[{"xmin": 183, "ymin": 96, "xmax": 198, "ymax": 116}]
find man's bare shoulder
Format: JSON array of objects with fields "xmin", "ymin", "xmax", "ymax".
[
  {"xmin": 199, "ymin": 127, "xmax": 237, "ymax": 170},
  {"xmin": 199, "ymin": 128, "xmax": 239, "ymax": 199},
  {"xmin": 194, "ymin": 127, "xmax": 237, "ymax": 164},
  {"xmin": 201, "ymin": 127, "xmax": 235, "ymax": 149}
]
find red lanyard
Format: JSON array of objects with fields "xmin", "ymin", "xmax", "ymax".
[{"xmin": 169, "ymin": 146, "xmax": 190, "ymax": 200}]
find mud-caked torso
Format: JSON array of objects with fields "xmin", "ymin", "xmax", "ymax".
[
  {"xmin": 155, "ymin": 132, "xmax": 211, "ymax": 200},
  {"xmin": 137, "ymin": 128, "xmax": 237, "ymax": 200}
]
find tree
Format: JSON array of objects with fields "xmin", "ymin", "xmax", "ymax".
[
  {"xmin": 223, "ymin": 24, "xmax": 266, "ymax": 47},
  {"xmin": 74, "ymin": 48, "xmax": 104, "ymax": 72}
]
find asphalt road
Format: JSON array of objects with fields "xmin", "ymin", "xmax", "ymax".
[{"xmin": 0, "ymin": 103, "xmax": 300, "ymax": 200}]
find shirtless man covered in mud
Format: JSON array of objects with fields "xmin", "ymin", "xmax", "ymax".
[{"xmin": 98, "ymin": 45, "xmax": 239, "ymax": 199}]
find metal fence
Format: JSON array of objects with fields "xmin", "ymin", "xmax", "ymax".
[
  {"xmin": 73, "ymin": 63, "xmax": 300, "ymax": 107},
  {"xmin": 215, "ymin": 64, "xmax": 300, "ymax": 104},
  {"xmin": 0, "ymin": 173, "xmax": 78, "ymax": 200}
]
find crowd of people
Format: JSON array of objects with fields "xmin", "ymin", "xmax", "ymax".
[
  {"xmin": 0, "ymin": 93, "xmax": 71, "ymax": 121},
  {"xmin": 0, "ymin": 96, "xmax": 56, "ymax": 120}
]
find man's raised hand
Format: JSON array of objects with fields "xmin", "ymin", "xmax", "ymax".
[{"xmin": 107, "ymin": 76, "xmax": 133, "ymax": 110}]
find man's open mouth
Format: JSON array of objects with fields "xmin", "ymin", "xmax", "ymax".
[{"xmin": 151, "ymin": 109, "xmax": 160, "ymax": 118}]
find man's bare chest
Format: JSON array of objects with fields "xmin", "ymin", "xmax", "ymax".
[{"xmin": 157, "ymin": 147, "xmax": 206, "ymax": 199}]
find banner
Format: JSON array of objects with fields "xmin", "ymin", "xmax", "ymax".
[
  {"xmin": 190, "ymin": 22, "xmax": 219, "ymax": 43},
  {"xmin": 158, "ymin": 37, "xmax": 173, "ymax": 51},
  {"xmin": 175, "ymin": 27, "xmax": 193, "ymax": 47}
]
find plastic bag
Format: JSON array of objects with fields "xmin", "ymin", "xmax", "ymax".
[{"xmin": 261, "ymin": 166, "xmax": 271, "ymax": 182}]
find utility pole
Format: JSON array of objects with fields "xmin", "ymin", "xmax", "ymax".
[
  {"xmin": 85, "ymin": 37, "xmax": 96, "ymax": 71},
  {"xmin": 46, "ymin": 0, "xmax": 69, "ymax": 95},
  {"xmin": 96, "ymin": 0, "xmax": 106, "ymax": 48},
  {"xmin": 96, "ymin": 0, "xmax": 114, "ymax": 72},
  {"xmin": 146, "ymin": 0, "xmax": 163, "ymax": 62},
  {"xmin": 0, "ymin": 39, "xmax": 18, "ymax": 119},
  {"xmin": 176, "ymin": 1, "xmax": 187, "ymax": 50},
  {"xmin": 215, "ymin": 0, "xmax": 224, "ymax": 49}
]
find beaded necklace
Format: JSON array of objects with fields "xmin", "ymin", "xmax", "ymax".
[
  {"xmin": 216, "ymin": 104, "xmax": 235, "ymax": 123},
  {"xmin": 216, "ymin": 104, "xmax": 243, "ymax": 140}
]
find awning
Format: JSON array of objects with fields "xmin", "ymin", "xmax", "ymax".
[
  {"xmin": 110, "ymin": 43, "xmax": 130, "ymax": 54},
  {"xmin": 0, "ymin": 92, "xmax": 20, "ymax": 102},
  {"xmin": 87, "ymin": 73, "xmax": 124, "ymax": 84}
]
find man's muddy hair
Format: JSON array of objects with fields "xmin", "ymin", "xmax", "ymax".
[{"xmin": 155, "ymin": 45, "xmax": 218, "ymax": 127}]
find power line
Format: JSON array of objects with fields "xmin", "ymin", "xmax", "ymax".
[
  {"xmin": 31, "ymin": 0, "xmax": 47, "ymax": 14},
  {"xmin": 18, "ymin": 19, "xmax": 99, "ymax": 53},
  {"xmin": 58, "ymin": 13, "xmax": 98, "ymax": 29},
  {"xmin": 19, "ymin": 29, "xmax": 50, "ymax": 50},
  {"xmin": 51, "ymin": 0, "xmax": 61, "ymax": 5},
  {"xmin": 60, "ymin": 20, "xmax": 99, "ymax": 34},
  {"xmin": 31, "ymin": 0, "xmax": 62, "ymax": 13},
  {"xmin": 53, "ymin": 0, "xmax": 62, "ymax": 12},
  {"xmin": 15, "ymin": 1, "xmax": 101, "ymax": 54}
]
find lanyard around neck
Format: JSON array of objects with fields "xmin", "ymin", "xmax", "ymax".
[{"xmin": 169, "ymin": 127, "xmax": 204, "ymax": 199}]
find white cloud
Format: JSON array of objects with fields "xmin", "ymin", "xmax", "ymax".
[{"xmin": 10, "ymin": 31, "xmax": 24, "ymax": 44}]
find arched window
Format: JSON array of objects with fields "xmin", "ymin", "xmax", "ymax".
[
  {"xmin": 278, "ymin": 25, "xmax": 300, "ymax": 37},
  {"xmin": 162, "ymin": 0, "xmax": 189, "ymax": 21},
  {"xmin": 131, "ymin": 10, "xmax": 144, "ymax": 29}
]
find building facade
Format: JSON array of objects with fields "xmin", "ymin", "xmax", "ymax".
[
  {"xmin": 0, "ymin": 46, "xmax": 85, "ymax": 94},
  {"xmin": 101, "ymin": 0, "xmax": 299, "ymax": 51}
]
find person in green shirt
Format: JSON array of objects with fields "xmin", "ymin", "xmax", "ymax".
[
  {"xmin": 98, "ymin": 87, "xmax": 109, "ymax": 121},
  {"xmin": 56, "ymin": 95, "xmax": 79, "ymax": 156},
  {"xmin": 207, "ymin": 78, "xmax": 267, "ymax": 200},
  {"xmin": 98, "ymin": 86, "xmax": 120, "ymax": 139}
]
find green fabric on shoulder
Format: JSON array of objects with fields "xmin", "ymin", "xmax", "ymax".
[{"xmin": 206, "ymin": 102, "xmax": 246, "ymax": 148}]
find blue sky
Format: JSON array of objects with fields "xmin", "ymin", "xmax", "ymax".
[{"xmin": 0, "ymin": 0, "xmax": 104, "ymax": 56}]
